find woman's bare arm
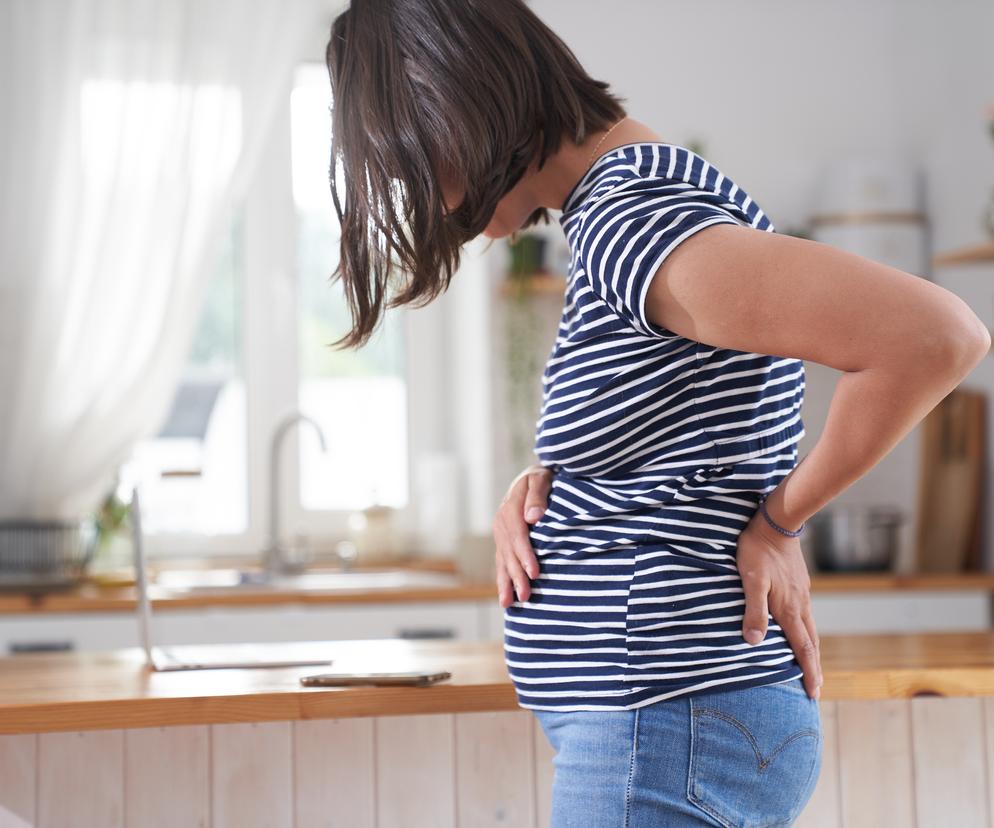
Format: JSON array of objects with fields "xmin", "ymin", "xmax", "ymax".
[
  {"xmin": 645, "ymin": 224, "xmax": 991, "ymax": 530},
  {"xmin": 643, "ymin": 224, "xmax": 989, "ymax": 699}
]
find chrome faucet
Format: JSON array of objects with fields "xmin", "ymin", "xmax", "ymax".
[{"xmin": 266, "ymin": 411, "xmax": 328, "ymax": 575}]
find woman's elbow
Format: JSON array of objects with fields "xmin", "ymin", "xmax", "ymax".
[{"xmin": 921, "ymin": 306, "xmax": 991, "ymax": 378}]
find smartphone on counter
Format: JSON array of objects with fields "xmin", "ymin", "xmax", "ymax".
[{"xmin": 299, "ymin": 669, "xmax": 452, "ymax": 687}]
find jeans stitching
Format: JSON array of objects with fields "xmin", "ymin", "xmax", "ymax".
[
  {"xmin": 624, "ymin": 709, "xmax": 639, "ymax": 828},
  {"xmin": 688, "ymin": 696, "xmax": 821, "ymax": 827},
  {"xmin": 782, "ymin": 728, "xmax": 823, "ymax": 824},
  {"xmin": 687, "ymin": 696, "xmax": 735, "ymax": 828},
  {"xmin": 692, "ymin": 707, "xmax": 819, "ymax": 769}
]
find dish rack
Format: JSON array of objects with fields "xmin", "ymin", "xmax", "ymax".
[{"xmin": 0, "ymin": 519, "xmax": 97, "ymax": 591}]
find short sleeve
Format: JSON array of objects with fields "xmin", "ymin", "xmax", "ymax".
[{"xmin": 576, "ymin": 177, "xmax": 750, "ymax": 339}]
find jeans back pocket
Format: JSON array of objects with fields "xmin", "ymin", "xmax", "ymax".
[{"xmin": 686, "ymin": 678, "xmax": 822, "ymax": 827}]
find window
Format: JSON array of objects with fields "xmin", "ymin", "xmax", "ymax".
[
  {"xmin": 290, "ymin": 63, "xmax": 409, "ymax": 513},
  {"xmin": 80, "ymin": 77, "xmax": 249, "ymax": 541},
  {"xmin": 122, "ymin": 212, "xmax": 249, "ymax": 536},
  {"xmin": 123, "ymin": 56, "xmax": 427, "ymax": 557}
]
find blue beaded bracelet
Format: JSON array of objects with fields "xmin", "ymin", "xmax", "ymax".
[{"xmin": 758, "ymin": 492, "xmax": 805, "ymax": 537}]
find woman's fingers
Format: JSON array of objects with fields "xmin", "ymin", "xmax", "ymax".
[
  {"xmin": 502, "ymin": 469, "xmax": 546, "ymax": 579},
  {"xmin": 492, "ymin": 515, "xmax": 532, "ymax": 606},
  {"xmin": 778, "ymin": 609, "xmax": 821, "ymax": 700},
  {"xmin": 801, "ymin": 607, "xmax": 824, "ymax": 696},
  {"xmin": 523, "ymin": 467, "xmax": 553, "ymax": 523},
  {"xmin": 494, "ymin": 542, "xmax": 514, "ymax": 609},
  {"xmin": 492, "ymin": 464, "xmax": 555, "ymax": 609},
  {"xmin": 506, "ymin": 506, "xmax": 539, "ymax": 580},
  {"xmin": 739, "ymin": 565, "xmax": 770, "ymax": 645}
]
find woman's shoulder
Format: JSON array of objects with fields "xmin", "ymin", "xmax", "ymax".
[{"xmin": 563, "ymin": 142, "xmax": 775, "ymax": 238}]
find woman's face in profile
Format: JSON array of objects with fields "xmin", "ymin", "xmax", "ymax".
[{"xmin": 441, "ymin": 159, "xmax": 538, "ymax": 240}]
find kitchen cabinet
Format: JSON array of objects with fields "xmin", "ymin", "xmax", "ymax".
[{"xmin": 0, "ymin": 601, "xmax": 494, "ymax": 656}]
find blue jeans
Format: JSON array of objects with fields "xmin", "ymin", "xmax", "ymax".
[{"xmin": 533, "ymin": 676, "xmax": 823, "ymax": 827}]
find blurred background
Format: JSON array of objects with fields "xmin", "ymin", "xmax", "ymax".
[{"xmin": 2, "ymin": 0, "xmax": 994, "ymax": 646}]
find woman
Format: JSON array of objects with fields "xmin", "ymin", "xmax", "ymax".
[{"xmin": 324, "ymin": 2, "xmax": 990, "ymax": 825}]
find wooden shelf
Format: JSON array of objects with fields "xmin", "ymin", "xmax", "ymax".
[
  {"xmin": 808, "ymin": 571, "xmax": 994, "ymax": 592},
  {"xmin": 499, "ymin": 272, "xmax": 567, "ymax": 297},
  {"xmin": 932, "ymin": 240, "xmax": 994, "ymax": 266}
]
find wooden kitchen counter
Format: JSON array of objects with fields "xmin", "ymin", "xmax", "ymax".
[
  {"xmin": 2, "ymin": 631, "xmax": 994, "ymax": 735},
  {"xmin": 0, "ymin": 579, "xmax": 497, "ymax": 613},
  {"xmin": 0, "ymin": 557, "xmax": 495, "ymax": 613},
  {"xmin": 2, "ymin": 569, "xmax": 993, "ymax": 614}
]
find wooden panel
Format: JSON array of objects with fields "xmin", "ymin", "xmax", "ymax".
[
  {"xmin": 795, "ymin": 700, "xmax": 840, "ymax": 828},
  {"xmin": 294, "ymin": 718, "xmax": 375, "ymax": 828},
  {"xmin": 37, "ymin": 729, "xmax": 124, "ymax": 828},
  {"xmin": 911, "ymin": 696, "xmax": 990, "ymax": 827},
  {"xmin": 454, "ymin": 711, "xmax": 535, "ymax": 827},
  {"xmin": 531, "ymin": 713, "xmax": 555, "ymax": 828},
  {"xmin": 211, "ymin": 721, "xmax": 292, "ymax": 828},
  {"xmin": 836, "ymin": 699, "xmax": 914, "ymax": 827},
  {"xmin": 0, "ymin": 734, "xmax": 35, "ymax": 828},
  {"xmin": 124, "ymin": 726, "xmax": 209, "ymax": 828},
  {"xmin": 375, "ymin": 714, "xmax": 456, "ymax": 828},
  {"xmin": 8, "ymin": 698, "xmax": 994, "ymax": 825},
  {"xmin": 985, "ymin": 696, "xmax": 994, "ymax": 827}
]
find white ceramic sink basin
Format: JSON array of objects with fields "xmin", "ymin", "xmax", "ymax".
[{"xmin": 153, "ymin": 568, "xmax": 461, "ymax": 593}]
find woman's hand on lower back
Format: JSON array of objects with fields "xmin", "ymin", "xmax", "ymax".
[
  {"xmin": 492, "ymin": 463, "xmax": 554, "ymax": 608},
  {"xmin": 736, "ymin": 514, "xmax": 824, "ymax": 700}
]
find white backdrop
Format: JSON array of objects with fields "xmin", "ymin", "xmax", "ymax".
[{"xmin": 0, "ymin": 0, "xmax": 321, "ymax": 520}]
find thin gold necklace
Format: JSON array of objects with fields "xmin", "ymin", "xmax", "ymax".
[
  {"xmin": 586, "ymin": 117, "xmax": 629, "ymax": 168},
  {"xmin": 510, "ymin": 117, "xmax": 631, "ymax": 241}
]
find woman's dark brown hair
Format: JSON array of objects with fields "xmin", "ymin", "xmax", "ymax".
[{"xmin": 325, "ymin": 0, "xmax": 627, "ymax": 349}]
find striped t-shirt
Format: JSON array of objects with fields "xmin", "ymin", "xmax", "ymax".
[{"xmin": 503, "ymin": 142, "xmax": 807, "ymax": 712}]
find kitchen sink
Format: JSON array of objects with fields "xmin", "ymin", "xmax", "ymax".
[{"xmin": 153, "ymin": 568, "xmax": 461, "ymax": 593}]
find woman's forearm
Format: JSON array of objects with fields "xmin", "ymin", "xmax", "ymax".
[{"xmin": 762, "ymin": 345, "xmax": 988, "ymax": 532}]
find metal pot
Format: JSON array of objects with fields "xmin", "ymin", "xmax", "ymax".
[
  {"xmin": 807, "ymin": 505, "xmax": 904, "ymax": 572},
  {"xmin": 0, "ymin": 519, "xmax": 97, "ymax": 591}
]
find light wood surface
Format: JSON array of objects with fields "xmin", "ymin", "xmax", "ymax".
[
  {"xmin": 910, "ymin": 697, "xmax": 991, "ymax": 826},
  {"xmin": 835, "ymin": 699, "xmax": 915, "ymax": 826},
  {"xmin": 4, "ymin": 700, "xmax": 994, "ymax": 828},
  {"xmin": 455, "ymin": 711, "xmax": 536, "ymax": 827},
  {"xmin": 37, "ymin": 730, "xmax": 124, "ymax": 827},
  {"xmin": 212, "ymin": 722, "xmax": 293, "ymax": 828},
  {"xmin": 0, "ymin": 579, "xmax": 497, "ymax": 614},
  {"xmin": 375, "ymin": 714, "xmax": 456, "ymax": 827},
  {"xmin": 0, "ymin": 733, "xmax": 35, "ymax": 825},
  {"xmin": 2, "ymin": 632, "xmax": 994, "ymax": 736},
  {"xmin": 932, "ymin": 239, "xmax": 994, "ymax": 266},
  {"xmin": 293, "ymin": 717, "xmax": 375, "ymax": 827},
  {"xmin": 2, "ymin": 572, "xmax": 993, "ymax": 615},
  {"xmin": 915, "ymin": 388, "xmax": 986, "ymax": 572},
  {"xmin": 125, "ymin": 725, "xmax": 209, "ymax": 828}
]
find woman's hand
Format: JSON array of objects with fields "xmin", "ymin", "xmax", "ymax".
[
  {"xmin": 492, "ymin": 463, "xmax": 554, "ymax": 609},
  {"xmin": 736, "ymin": 511, "xmax": 824, "ymax": 700}
]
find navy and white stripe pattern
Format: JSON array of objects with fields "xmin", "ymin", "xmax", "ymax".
[{"xmin": 503, "ymin": 143, "xmax": 807, "ymax": 711}]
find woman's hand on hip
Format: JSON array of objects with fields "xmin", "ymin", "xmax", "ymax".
[
  {"xmin": 492, "ymin": 463, "xmax": 553, "ymax": 608},
  {"xmin": 736, "ymin": 513, "xmax": 824, "ymax": 700}
]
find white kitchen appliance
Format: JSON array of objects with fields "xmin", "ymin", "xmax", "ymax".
[{"xmin": 130, "ymin": 486, "xmax": 333, "ymax": 672}]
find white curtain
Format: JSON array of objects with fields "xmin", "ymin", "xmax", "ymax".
[{"xmin": 0, "ymin": 0, "xmax": 322, "ymax": 520}]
